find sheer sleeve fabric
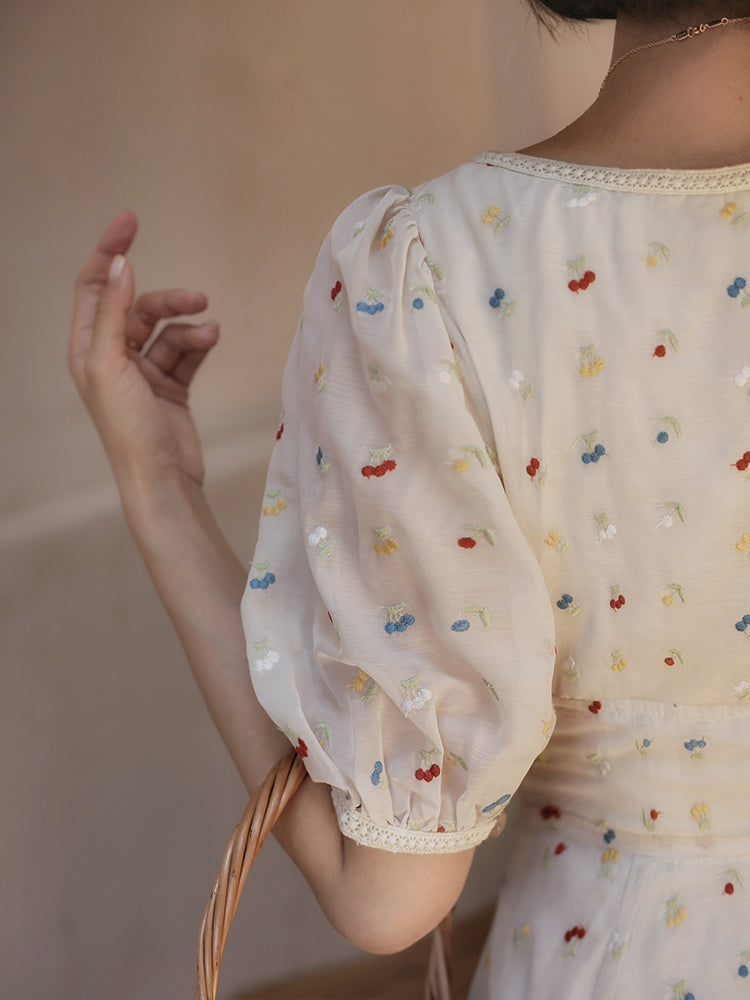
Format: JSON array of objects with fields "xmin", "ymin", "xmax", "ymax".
[{"xmin": 240, "ymin": 186, "xmax": 556, "ymax": 854}]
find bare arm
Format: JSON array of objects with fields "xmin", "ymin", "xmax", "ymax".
[{"xmin": 68, "ymin": 212, "xmax": 477, "ymax": 954}]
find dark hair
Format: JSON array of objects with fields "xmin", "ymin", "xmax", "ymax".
[{"xmin": 528, "ymin": 0, "xmax": 750, "ymax": 21}]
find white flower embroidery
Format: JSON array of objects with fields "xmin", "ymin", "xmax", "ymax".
[
  {"xmin": 509, "ymin": 369, "xmax": 524, "ymax": 390},
  {"xmin": 253, "ymin": 649, "xmax": 280, "ymax": 672},
  {"xmin": 308, "ymin": 526, "xmax": 328, "ymax": 547},
  {"xmin": 656, "ymin": 514, "xmax": 674, "ymax": 529},
  {"xmin": 598, "ymin": 524, "xmax": 617, "ymax": 541},
  {"xmin": 734, "ymin": 365, "xmax": 750, "ymax": 388},
  {"xmin": 732, "ymin": 679, "xmax": 750, "ymax": 701},
  {"xmin": 566, "ymin": 188, "xmax": 597, "ymax": 208},
  {"xmin": 401, "ymin": 688, "xmax": 433, "ymax": 715}
]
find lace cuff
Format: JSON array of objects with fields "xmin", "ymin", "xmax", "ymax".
[{"xmin": 331, "ymin": 787, "xmax": 497, "ymax": 855}]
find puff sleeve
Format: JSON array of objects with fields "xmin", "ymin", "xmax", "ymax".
[{"xmin": 240, "ymin": 186, "xmax": 556, "ymax": 854}]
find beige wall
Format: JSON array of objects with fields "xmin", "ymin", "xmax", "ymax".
[{"xmin": 0, "ymin": 2, "xmax": 612, "ymax": 997}]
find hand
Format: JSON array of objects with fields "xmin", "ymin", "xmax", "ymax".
[{"xmin": 69, "ymin": 210, "xmax": 220, "ymax": 489}]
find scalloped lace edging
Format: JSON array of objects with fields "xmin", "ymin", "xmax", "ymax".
[
  {"xmin": 331, "ymin": 787, "xmax": 495, "ymax": 854},
  {"xmin": 473, "ymin": 151, "xmax": 750, "ymax": 194}
]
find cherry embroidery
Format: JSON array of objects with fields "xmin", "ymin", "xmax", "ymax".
[
  {"xmin": 564, "ymin": 926, "xmax": 586, "ymax": 943},
  {"xmin": 526, "ymin": 457, "xmax": 541, "ymax": 478},
  {"xmin": 568, "ymin": 255, "xmax": 596, "ymax": 292},
  {"xmin": 330, "ymin": 279, "xmax": 342, "ymax": 302},
  {"xmin": 361, "ymin": 459, "xmax": 397, "ymax": 479},
  {"xmin": 733, "ymin": 451, "xmax": 750, "ymax": 472},
  {"xmin": 275, "ymin": 422, "xmax": 284, "ymax": 441},
  {"xmin": 588, "ymin": 700, "xmax": 602, "ymax": 714},
  {"xmin": 554, "ymin": 842, "xmax": 567, "ymax": 855},
  {"xmin": 540, "ymin": 804, "xmax": 561, "ymax": 821},
  {"xmin": 295, "ymin": 738, "xmax": 308, "ymax": 758},
  {"xmin": 458, "ymin": 537, "xmax": 477, "ymax": 548}
]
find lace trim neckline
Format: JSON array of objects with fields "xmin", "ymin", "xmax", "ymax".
[{"xmin": 473, "ymin": 151, "xmax": 750, "ymax": 194}]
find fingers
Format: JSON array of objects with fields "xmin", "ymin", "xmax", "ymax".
[
  {"xmin": 140, "ymin": 321, "xmax": 219, "ymax": 384},
  {"xmin": 69, "ymin": 211, "xmax": 139, "ymax": 380},
  {"xmin": 125, "ymin": 288, "xmax": 209, "ymax": 352},
  {"xmin": 130, "ymin": 321, "xmax": 219, "ymax": 404}
]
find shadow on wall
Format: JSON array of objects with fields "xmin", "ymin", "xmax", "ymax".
[{"xmin": 0, "ymin": 1, "xmax": 611, "ymax": 997}]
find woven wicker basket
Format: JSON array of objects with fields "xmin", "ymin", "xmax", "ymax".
[{"xmin": 195, "ymin": 749, "xmax": 453, "ymax": 1000}]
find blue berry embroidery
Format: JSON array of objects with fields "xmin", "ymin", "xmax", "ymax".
[
  {"xmin": 735, "ymin": 613, "xmax": 750, "ymax": 633},
  {"xmin": 412, "ymin": 297, "xmax": 424, "ymax": 309},
  {"xmin": 248, "ymin": 561, "xmax": 276, "ymax": 590},
  {"xmin": 556, "ymin": 593, "xmax": 582, "ymax": 617},
  {"xmin": 727, "ymin": 276, "xmax": 748, "ymax": 300},
  {"xmin": 603, "ymin": 828, "xmax": 616, "ymax": 844},
  {"xmin": 356, "ymin": 289, "xmax": 385, "ymax": 315},
  {"xmin": 683, "ymin": 738, "xmax": 706, "ymax": 759},
  {"xmin": 450, "ymin": 605, "xmax": 492, "ymax": 632},
  {"xmin": 315, "ymin": 446, "xmax": 330, "ymax": 475},
  {"xmin": 653, "ymin": 415, "xmax": 681, "ymax": 445},
  {"xmin": 384, "ymin": 604, "xmax": 415, "ymax": 635},
  {"xmin": 488, "ymin": 286, "xmax": 514, "ymax": 318},
  {"xmin": 370, "ymin": 761, "xmax": 384, "ymax": 786},
  {"xmin": 578, "ymin": 431, "xmax": 606, "ymax": 464}
]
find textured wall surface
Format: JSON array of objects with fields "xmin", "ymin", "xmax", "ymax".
[{"xmin": 0, "ymin": 2, "xmax": 611, "ymax": 997}]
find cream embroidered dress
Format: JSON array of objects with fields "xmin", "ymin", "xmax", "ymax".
[{"xmin": 241, "ymin": 153, "xmax": 750, "ymax": 998}]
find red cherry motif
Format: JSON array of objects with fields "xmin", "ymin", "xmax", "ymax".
[
  {"xmin": 568, "ymin": 280, "xmax": 580, "ymax": 293},
  {"xmin": 296, "ymin": 738, "xmax": 308, "ymax": 758},
  {"xmin": 583, "ymin": 270, "xmax": 596, "ymax": 284},
  {"xmin": 735, "ymin": 451, "xmax": 750, "ymax": 471},
  {"xmin": 458, "ymin": 537, "xmax": 477, "ymax": 549},
  {"xmin": 415, "ymin": 768, "xmax": 425, "ymax": 781},
  {"xmin": 430, "ymin": 763, "xmax": 441, "ymax": 777},
  {"xmin": 275, "ymin": 422, "xmax": 284, "ymax": 440},
  {"xmin": 330, "ymin": 279, "xmax": 342, "ymax": 301},
  {"xmin": 654, "ymin": 344, "xmax": 667, "ymax": 358},
  {"xmin": 363, "ymin": 459, "xmax": 397, "ymax": 478},
  {"xmin": 650, "ymin": 809, "xmax": 660, "ymax": 821},
  {"xmin": 588, "ymin": 700, "xmax": 602, "ymax": 714},
  {"xmin": 725, "ymin": 882, "xmax": 735, "ymax": 895},
  {"xmin": 554, "ymin": 842, "xmax": 567, "ymax": 855},
  {"xmin": 564, "ymin": 926, "xmax": 586, "ymax": 943},
  {"xmin": 664, "ymin": 656, "xmax": 675, "ymax": 666},
  {"xmin": 437, "ymin": 825, "xmax": 446, "ymax": 833},
  {"xmin": 526, "ymin": 457, "xmax": 541, "ymax": 478},
  {"xmin": 540, "ymin": 804, "xmax": 561, "ymax": 821},
  {"xmin": 423, "ymin": 771, "xmax": 434, "ymax": 783}
]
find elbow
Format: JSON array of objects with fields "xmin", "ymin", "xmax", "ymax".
[{"xmin": 329, "ymin": 904, "xmax": 449, "ymax": 956}]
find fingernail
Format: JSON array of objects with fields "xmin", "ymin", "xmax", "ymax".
[{"xmin": 108, "ymin": 254, "xmax": 126, "ymax": 283}]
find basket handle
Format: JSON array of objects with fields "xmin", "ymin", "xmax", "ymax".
[
  {"xmin": 195, "ymin": 749, "xmax": 454, "ymax": 1000},
  {"xmin": 195, "ymin": 750, "xmax": 307, "ymax": 1000}
]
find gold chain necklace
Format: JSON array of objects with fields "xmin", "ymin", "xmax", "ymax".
[{"xmin": 599, "ymin": 15, "xmax": 750, "ymax": 93}]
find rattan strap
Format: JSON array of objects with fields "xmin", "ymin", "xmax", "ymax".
[{"xmin": 195, "ymin": 749, "xmax": 454, "ymax": 1000}]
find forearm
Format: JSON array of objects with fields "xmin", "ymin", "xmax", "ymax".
[
  {"xmin": 119, "ymin": 468, "xmax": 288, "ymax": 790},
  {"xmin": 118, "ymin": 469, "xmax": 473, "ymax": 953}
]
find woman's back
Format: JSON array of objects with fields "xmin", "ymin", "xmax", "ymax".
[{"xmin": 402, "ymin": 151, "xmax": 750, "ymax": 998}]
